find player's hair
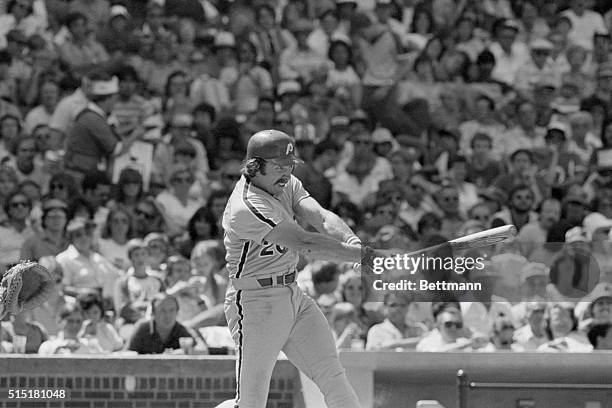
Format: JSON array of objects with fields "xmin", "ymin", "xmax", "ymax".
[
  {"xmin": 242, "ymin": 157, "xmax": 267, "ymax": 178},
  {"xmin": 587, "ymin": 323, "xmax": 612, "ymax": 348}
]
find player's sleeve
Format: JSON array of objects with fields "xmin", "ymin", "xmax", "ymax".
[
  {"xmin": 230, "ymin": 197, "xmax": 285, "ymax": 244},
  {"xmin": 290, "ymin": 175, "xmax": 310, "ymax": 208}
]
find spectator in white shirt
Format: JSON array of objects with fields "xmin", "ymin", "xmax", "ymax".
[
  {"xmin": 562, "ymin": 0, "xmax": 607, "ymax": 50},
  {"xmin": 489, "ymin": 19, "xmax": 530, "ymax": 85},
  {"xmin": 514, "ymin": 302, "xmax": 549, "ymax": 350}
]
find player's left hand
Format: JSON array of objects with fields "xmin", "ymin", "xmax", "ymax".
[{"xmin": 0, "ymin": 261, "xmax": 55, "ymax": 319}]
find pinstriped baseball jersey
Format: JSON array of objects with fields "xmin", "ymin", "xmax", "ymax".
[{"xmin": 222, "ymin": 175, "xmax": 310, "ymax": 279}]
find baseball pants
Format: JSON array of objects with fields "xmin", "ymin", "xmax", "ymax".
[{"xmin": 224, "ymin": 282, "xmax": 361, "ymax": 408}]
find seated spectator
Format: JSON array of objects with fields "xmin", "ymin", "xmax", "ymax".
[
  {"xmin": 1, "ymin": 310, "xmax": 48, "ymax": 353},
  {"xmin": 109, "ymin": 168, "xmax": 144, "ymax": 214},
  {"xmin": 133, "ymin": 198, "xmax": 167, "ymax": 238},
  {"xmin": 46, "ymin": 173, "xmax": 81, "ymax": 208},
  {"xmin": 514, "ymin": 302, "xmax": 549, "ymax": 351},
  {"xmin": 231, "ymin": 39, "xmax": 274, "ymax": 114},
  {"xmin": 0, "ymin": 190, "xmax": 34, "ymax": 270},
  {"xmin": 465, "ymin": 132, "xmax": 503, "ymax": 189},
  {"xmin": 24, "ymin": 79, "xmax": 60, "ymax": 135},
  {"xmin": 144, "ymin": 233, "xmax": 170, "ymax": 278},
  {"xmin": 25, "ymin": 256, "xmax": 67, "ymax": 336},
  {"xmin": 435, "ymin": 185, "xmax": 465, "ymax": 239},
  {"xmin": 6, "ymin": 136, "xmax": 48, "ymax": 188},
  {"xmin": 20, "ymin": 197, "xmax": 68, "ymax": 261},
  {"xmin": 537, "ymin": 302, "xmax": 592, "ymax": 352},
  {"xmin": 491, "ymin": 184, "xmax": 538, "ymax": 232},
  {"xmin": 77, "ymin": 293, "xmax": 123, "ymax": 352},
  {"xmin": 58, "ymin": 12, "xmax": 110, "ymax": 75},
  {"xmin": 98, "ymin": 205, "xmax": 132, "ymax": 271},
  {"xmin": 575, "ymin": 282, "xmax": 612, "ymax": 331},
  {"xmin": 190, "ymin": 240, "xmax": 227, "ymax": 307},
  {"xmin": 156, "ymin": 165, "xmax": 204, "ymax": 237},
  {"xmin": 587, "ymin": 323, "xmax": 612, "ymax": 350},
  {"xmin": 480, "ymin": 318, "xmax": 524, "ymax": 351},
  {"xmin": 366, "ymin": 293, "xmax": 427, "ymax": 351},
  {"xmin": 330, "ymin": 302, "xmax": 363, "ymax": 349},
  {"xmin": 516, "ymin": 198, "xmax": 562, "ymax": 257},
  {"xmin": 127, "ymin": 293, "xmax": 199, "ymax": 354},
  {"xmin": 114, "ymin": 239, "xmax": 163, "ymax": 323},
  {"xmin": 38, "ymin": 303, "xmax": 105, "ymax": 355},
  {"xmin": 337, "ymin": 270, "xmax": 384, "ymax": 334},
  {"xmin": 165, "ymin": 255, "xmax": 207, "ymax": 323},
  {"xmin": 174, "ymin": 206, "xmax": 219, "ymax": 259},
  {"xmin": 56, "ymin": 217, "xmax": 119, "ymax": 304},
  {"xmin": 416, "ymin": 306, "xmax": 490, "ymax": 352}
]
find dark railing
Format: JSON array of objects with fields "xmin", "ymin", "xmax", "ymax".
[{"xmin": 456, "ymin": 369, "xmax": 612, "ymax": 408}]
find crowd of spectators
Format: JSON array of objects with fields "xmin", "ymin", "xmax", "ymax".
[{"xmin": 1, "ymin": 0, "xmax": 612, "ymax": 355}]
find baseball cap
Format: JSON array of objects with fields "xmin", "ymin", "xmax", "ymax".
[
  {"xmin": 90, "ymin": 76, "xmax": 119, "ymax": 96},
  {"xmin": 582, "ymin": 212, "xmax": 612, "ymax": 241},
  {"xmin": 565, "ymin": 226, "xmax": 587, "ymax": 243},
  {"xmin": 246, "ymin": 130, "xmax": 301, "ymax": 166},
  {"xmin": 520, "ymin": 262, "xmax": 549, "ymax": 283},
  {"xmin": 66, "ymin": 217, "xmax": 96, "ymax": 234},
  {"xmin": 499, "ymin": 19, "xmax": 520, "ymax": 32},
  {"xmin": 144, "ymin": 232, "xmax": 168, "ymax": 246},
  {"xmin": 330, "ymin": 33, "xmax": 352, "ymax": 47},
  {"xmin": 547, "ymin": 121, "xmax": 569, "ymax": 136},
  {"xmin": 42, "ymin": 198, "xmax": 68, "ymax": 212},
  {"xmin": 330, "ymin": 115, "xmax": 350, "ymax": 128},
  {"xmin": 372, "ymin": 128, "xmax": 394, "ymax": 144},
  {"xmin": 562, "ymin": 190, "xmax": 588, "ymax": 206},
  {"xmin": 277, "ymin": 80, "xmax": 301, "ymax": 97},
  {"xmin": 349, "ymin": 109, "xmax": 369, "ymax": 124},
  {"xmin": 214, "ymin": 31, "xmax": 236, "ymax": 49},
  {"xmin": 110, "ymin": 5, "xmax": 129, "ymax": 18},
  {"xmin": 529, "ymin": 38, "xmax": 553, "ymax": 51}
]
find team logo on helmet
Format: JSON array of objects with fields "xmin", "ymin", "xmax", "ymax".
[{"xmin": 286, "ymin": 143, "xmax": 294, "ymax": 155}]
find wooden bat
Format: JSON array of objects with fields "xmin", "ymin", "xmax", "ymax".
[{"xmin": 403, "ymin": 225, "xmax": 518, "ymax": 256}]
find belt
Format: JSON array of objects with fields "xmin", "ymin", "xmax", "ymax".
[
  {"xmin": 231, "ymin": 271, "xmax": 296, "ymax": 290},
  {"xmin": 256, "ymin": 271, "xmax": 296, "ymax": 287}
]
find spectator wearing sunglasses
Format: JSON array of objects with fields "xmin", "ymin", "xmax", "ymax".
[
  {"xmin": 416, "ymin": 306, "xmax": 489, "ymax": 351},
  {"xmin": 133, "ymin": 197, "xmax": 166, "ymax": 238},
  {"xmin": 0, "ymin": 190, "xmax": 34, "ymax": 269},
  {"xmin": 20, "ymin": 198, "xmax": 69, "ymax": 261},
  {"xmin": 155, "ymin": 165, "xmax": 203, "ymax": 237}
]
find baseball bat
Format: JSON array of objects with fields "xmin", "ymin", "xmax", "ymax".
[{"xmin": 403, "ymin": 225, "xmax": 518, "ymax": 257}]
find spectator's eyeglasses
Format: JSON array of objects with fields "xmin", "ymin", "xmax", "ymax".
[
  {"xmin": 443, "ymin": 321, "xmax": 463, "ymax": 329},
  {"xmin": 10, "ymin": 200, "xmax": 29, "ymax": 209},
  {"xmin": 376, "ymin": 208, "xmax": 395, "ymax": 216},
  {"xmin": 499, "ymin": 325, "xmax": 515, "ymax": 331},
  {"xmin": 50, "ymin": 183, "xmax": 65, "ymax": 191},
  {"xmin": 135, "ymin": 208, "xmax": 155, "ymax": 220},
  {"xmin": 18, "ymin": 147, "xmax": 36, "ymax": 153},
  {"xmin": 354, "ymin": 140, "xmax": 373, "ymax": 146},
  {"xmin": 441, "ymin": 196, "xmax": 459, "ymax": 202}
]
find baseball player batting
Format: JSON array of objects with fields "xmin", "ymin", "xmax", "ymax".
[{"xmin": 222, "ymin": 130, "xmax": 381, "ymax": 408}]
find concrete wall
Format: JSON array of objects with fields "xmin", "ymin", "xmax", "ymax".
[{"xmin": 2, "ymin": 353, "xmax": 612, "ymax": 408}]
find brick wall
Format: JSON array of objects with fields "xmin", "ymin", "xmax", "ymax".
[{"xmin": 0, "ymin": 356, "xmax": 301, "ymax": 408}]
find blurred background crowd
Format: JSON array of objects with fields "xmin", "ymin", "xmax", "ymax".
[{"xmin": 1, "ymin": 0, "xmax": 612, "ymax": 355}]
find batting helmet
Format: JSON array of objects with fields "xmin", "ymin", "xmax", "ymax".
[{"xmin": 246, "ymin": 130, "xmax": 300, "ymax": 166}]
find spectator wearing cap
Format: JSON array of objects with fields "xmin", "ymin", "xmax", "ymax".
[
  {"xmin": 331, "ymin": 130, "xmax": 393, "ymax": 207},
  {"xmin": 517, "ymin": 198, "xmax": 561, "ymax": 258},
  {"xmin": 249, "ymin": 4, "xmax": 294, "ymax": 70},
  {"xmin": 153, "ymin": 112, "xmax": 209, "ymax": 185},
  {"xmin": 0, "ymin": 190, "xmax": 34, "ymax": 269},
  {"xmin": 155, "ymin": 164, "xmax": 203, "ymax": 237},
  {"xmin": 327, "ymin": 34, "xmax": 362, "ymax": 108},
  {"xmin": 491, "ymin": 184, "xmax": 538, "ymax": 232},
  {"xmin": 64, "ymin": 72, "xmax": 144, "ymax": 183},
  {"xmin": 560, "ymin": 45, "xmax": 594, "ymax": 98},
  {"xmin": 514, "ymin": 302, "xmax": 549, "ymax": 350},
  {"xmin": 114, "ymin": 238, "xmax": 163, "ymax": 321},
  {"xmin": 585, "ymin": 62, "xmax": 612, "ymax": 113},
  {"xmin": 98, "ymin": 5, "xmax": 139, "ymax": 55},
  {"xmin": 20, "ymin": 198, "xmax": 68, "ymax": 260},
  {"xmin": 279, "ymin": 19, "xmax": 330, "ymax": 84},
  {"xmin": 230, "ymin": 39, "xmax": 273, "ymax": 114},
  {"xmin": 513, "ymin": 38, "xmax": 558, "ymax": 96},
  {"xmin": 566, "ymin": 111, "xmax": 603, "ymax": 163},
  {"xmin": 489, "ymin": 19, "xmax": 530, "ymax": 85},
  {"xmin": 458, "ymin": 94, "xmax": 505, "ymax": 160},
  {"xmin": 582, "ymin": 212, "xmax": 612, "ymax": 281},
  {"xmin": 561, "ymin": 184, "xmax": 590, "ymax": 227},
  {"xmin": 57, "ymin": 217, "xmax": 120, "ymax": 303},
  {"xmin": 591, "ymin": 31, "xmax": 610, "ymax": 73},
  {"xmin": 465, "ymin": 133, "xmax": 503, "ymax": 188},
  {"xmin": 59, "ymin": 12, "xmax": 110, "ymax": 75},
  {"xmin": 561, "ymin": 0, "xmax": 607, "ymax": 51}
]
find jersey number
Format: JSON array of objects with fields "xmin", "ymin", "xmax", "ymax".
[{"xmin": 259, "ymin": 240, "xmax": 288, "ymax": 257}]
